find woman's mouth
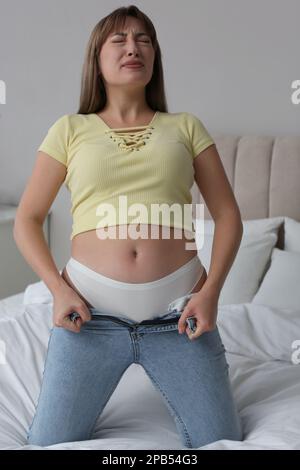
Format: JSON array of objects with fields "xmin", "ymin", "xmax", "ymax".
[{"xmin": 123, "ymin": 64, "xmax": 144, "ymax": 69}]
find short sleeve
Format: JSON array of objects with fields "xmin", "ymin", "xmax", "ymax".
[
  {"xmin": 184, "ymin": 112, "xmax": 214, "ymax": 158},
  {"xmin": 37, "ymin": 114, "xmax": 71, "ymax": 166}
]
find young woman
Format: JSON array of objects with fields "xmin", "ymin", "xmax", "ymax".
[{"xmin": 14, "ymin": 5, "xmax": 243, "ymax": 448}]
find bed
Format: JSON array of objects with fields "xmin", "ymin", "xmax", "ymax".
[{"xmin": 1, "ymin": 132, "xmax": 300, "ymax": 450}]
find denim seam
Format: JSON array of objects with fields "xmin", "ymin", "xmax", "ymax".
[
  {"xmin": 159, "ymin": 327, "xmax": 178, "ymax": 334},
  {"xmin": 26, "ymin": 326, "xmax": 54, "ymax": 442},
  {"xmin": 141, "ymin": 364, "xmax": 193, "ymax": 448},
  {"xmin": 141, "ymin": 316, "xmax": 181, "ymax": 333},
  {"xmin": 130, "ymin": 330, "xmax": 140, "ymax": 362},
  {"xmin": 144, "ymin": 324, "xmax": 177, "ymax": 333}
]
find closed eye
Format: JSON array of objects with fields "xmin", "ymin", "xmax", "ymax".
[{"xmin": 112, "ymin": 40, "xmax": 150, "ymax": 43}]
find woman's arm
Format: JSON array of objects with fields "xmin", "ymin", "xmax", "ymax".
[
  {"xmin": 201, "ymin": 210, "xmax": 243, "ymax": 295},
  {"xmin": 13, "ymin": 217, "xmax": 67, "ymax": 296},
  {"xmin": 177, "ymin": 144, "xmax": 243, "ymax": 339},
  {"xmin": 13, "ymin": 150, "xmax": 91, "ymax": 332},
  {"xmin": 193, "ymin": 144, "xmax": 243, "ymax": 295},
  {"xmin": 13, "ymin": 151, "xmax": 69, "ymax": 296}
]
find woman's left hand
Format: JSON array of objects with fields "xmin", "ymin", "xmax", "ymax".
[{"xmin": 177, "ymin": 287, "xmax": 219, "ymax": 340}]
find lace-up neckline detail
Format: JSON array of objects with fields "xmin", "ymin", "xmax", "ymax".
[{"xmin": 93, "ymin": 111, "xmax": 159, "ymax": 152}]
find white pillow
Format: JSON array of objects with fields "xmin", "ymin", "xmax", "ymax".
[
  {"xmin": 284, "ymin": 217, "xmax": 300, "ymax": 253},
  {"xmin": 192, "ymin": 217, "xmax": 282, "ymax": 304},
  {"xmin": 197, "ymin": 233, "xmax": 277, "ymax": 304},
  {"xmin": 242, "ymin": 216, "xmax": 284, "ymax": 235},
  {"xmin": 252, "ymin": 248, "xmax": 300, "ymax": 310},
  {"xmin": 193, "ymin": 216, "xmax": 284, "ymax": 241}
]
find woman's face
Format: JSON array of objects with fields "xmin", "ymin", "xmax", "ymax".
[{"xmin": 99, "ymin": 17, "xmax": 155, "ymax": 89}]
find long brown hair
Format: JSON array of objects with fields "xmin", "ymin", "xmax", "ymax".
[{"xmin": 77, "ymin": 5, "xmax": 168, "ymax": 115}]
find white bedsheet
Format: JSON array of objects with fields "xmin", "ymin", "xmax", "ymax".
[{"xmin": 0, "ymin": 288, "xmax": 299, "ymax": 450}]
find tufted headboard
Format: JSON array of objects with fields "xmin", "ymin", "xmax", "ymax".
[{"xmin": 191, "ymin": 134, "xmax": 300, "ymax": 249}]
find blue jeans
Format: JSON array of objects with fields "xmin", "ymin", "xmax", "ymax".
[{"xmin": 26, "ymin": 301, "xmax": 243, "ymax": 448}]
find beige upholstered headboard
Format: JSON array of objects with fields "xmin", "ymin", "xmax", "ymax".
[{"xmin": 191, "ymin": 134, "xmax": 300, "ymax": 250}]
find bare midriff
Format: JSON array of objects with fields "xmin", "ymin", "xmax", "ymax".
[{"xmin": 61, "ymin": 224, "xmax": 207, "ymax": 307}]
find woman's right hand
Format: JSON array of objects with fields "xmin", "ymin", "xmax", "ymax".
[{"xmin": 52, "ymin": 284, "xmax": 92, "ymax": 333}]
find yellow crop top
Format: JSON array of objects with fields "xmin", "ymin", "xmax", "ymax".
[{"xmin": 37, "ymin": 111, "xmax": 214, "ymax": 240}]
